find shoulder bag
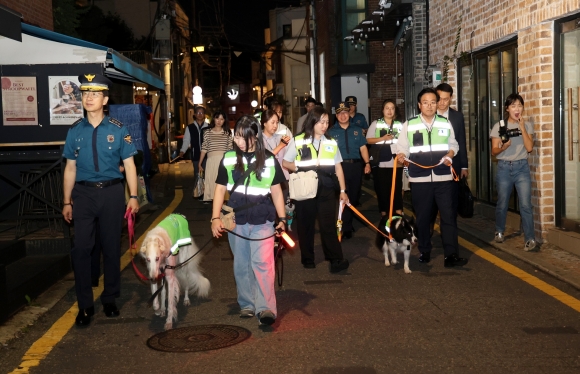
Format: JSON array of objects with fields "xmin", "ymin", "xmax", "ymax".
[{"xmin": 288, "ymin": 145, "xmax": 323, "ymax": 201}]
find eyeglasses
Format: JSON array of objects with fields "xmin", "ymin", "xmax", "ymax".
[
  {"xmin": 81, "ymin": 91, "xmax": 104, "ymax": 98},
  {"xmin": 196, "ymin": 111, "xmax": 205, "ymax": 115}
]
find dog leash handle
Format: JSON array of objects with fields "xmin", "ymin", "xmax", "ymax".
[{"xmin": 124, "ymin": 209, "xmax": 136, "ymax": 251}]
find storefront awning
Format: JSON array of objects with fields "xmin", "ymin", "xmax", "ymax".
[{"xmin": 0, "ymin": 24, "xmax": 164, "ymax": 90}]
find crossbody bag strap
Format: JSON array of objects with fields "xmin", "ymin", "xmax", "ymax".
[{"xmin": 228, "ymin": 162, "xmax": 256, "ymax": 196}]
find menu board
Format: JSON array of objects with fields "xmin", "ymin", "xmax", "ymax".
[
  {"xmin": 1, "ymin": 76, "xmax": 38, "ymax": 126},
  {"xmin": 48, "ymin": 76, "xmax": 84, "ymax": 125}
]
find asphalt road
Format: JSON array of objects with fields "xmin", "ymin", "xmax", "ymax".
[{"xmin": 1, "ymin": 162, "xmax": 579, "ymax": 374}]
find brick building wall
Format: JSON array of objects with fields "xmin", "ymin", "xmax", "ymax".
[
  {"xmin": 429, "ymin": 0, "xmax": 580, "ymax": 240},
  {"xmin": 368, "ymin": 41, "xmax": 405, "ymax": 122},
  {"xmin": 0, "ymin": 0, "xmax": 54, "ymax": 30}
]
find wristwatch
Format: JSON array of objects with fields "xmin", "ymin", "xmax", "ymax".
[{"xmin": 340, "ymin": 189, "xmax": 348, "ymax": 193}]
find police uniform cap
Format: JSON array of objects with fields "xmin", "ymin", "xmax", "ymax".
[
  {"xmin": 78, "ymin": 73, "xmax": 113, "ymax": 91},
  {"xmin": 335, "ymin": 102, "xmax": 349, "ymax": 114},
  {"xmin": 345, "ymin": 96, "xmax": 357, "ymax": 105}
]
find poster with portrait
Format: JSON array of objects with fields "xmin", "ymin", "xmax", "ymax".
[
  {"xmin": 48, "ymin": 76, "xmax": 84, "ymax": 125},
  {"xmin": 1, "ymin": 76, "xmax": 38, "ymax": 126}
]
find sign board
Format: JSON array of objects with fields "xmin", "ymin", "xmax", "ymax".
[
  {"xmin": 1, "ymin": 76, "xmax": 38, "ymax": 126},
  {"xmin": 225, "ymin": 84, "xmax": 240, "ymax": 104},
  {"xmin": 432, "ymin": 70, "xmax": 442, "ymax": 87},
  {"xmin": 266, "ymin": 70, "xmax": 276, "ymax": 81},
  {"xmin": 48, "ymin": 76, "xmax": 84, "ymax": 125}
]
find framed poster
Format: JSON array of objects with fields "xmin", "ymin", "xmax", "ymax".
[
  {"xmin": 1, "ymin": 76, "xmax": 38, "ymax": 126},
  {"xmin": 48, "ymin": 76, "xmax": 84, "ymax": 125}
]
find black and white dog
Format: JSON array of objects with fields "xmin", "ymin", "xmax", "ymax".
[{"xmin": 376, "ymin": 215, "xmax": 418, "ymax": 274}]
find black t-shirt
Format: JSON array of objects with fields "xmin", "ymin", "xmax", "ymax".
[{"xmin": 216, "ymin": 151, "xmax": 285, "ymax": 225}]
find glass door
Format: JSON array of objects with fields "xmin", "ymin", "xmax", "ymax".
[
  {"xmin": 467, "ymin": 42, "xmax": 518, "ymax": 207},
  {"xmin": 558, "ymin": 19, "xmax": 580, "ymax": 233}
]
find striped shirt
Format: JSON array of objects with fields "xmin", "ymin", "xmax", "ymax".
[{"xmin": 201, "ymin": 129, "xmax": 233, "ymax": 153}]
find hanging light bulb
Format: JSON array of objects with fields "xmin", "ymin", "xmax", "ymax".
[
  {"xmin": 365, "ymin": 34, "xmax": 368, "ymax": 38},
  {"xmin": 396, "ymin": 20, "xmax": 400, "ymax": 26},
  {"xmin": 376, "ymin": 26, "xmax": 380, "ymax": 32},
  {"xmin": 361, "ymin": 45, "xmax": 365, "ymax": 51},
  {"xmin": 355, "ymin": 44, "xmax": 358, "ymax": 50},
  {"xmin": 351, "ymin": 40, "xmax": 354, "ymax": 45},
  {"xmin": 382, "ymin": 41, "xmax": 386, "ymax": 47}
]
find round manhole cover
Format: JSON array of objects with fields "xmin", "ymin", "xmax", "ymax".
[{"xmin": 147, "ymin": 324, "xmax": 252, "ymax": 352}]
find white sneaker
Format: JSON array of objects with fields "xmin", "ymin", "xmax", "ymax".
[
  {"xmin": 494, "ymin": 232, "xmax": 505, "ymax": 243},
  {"xmin": 524, "ymin": 239, "xmax": 538, "ymax": 252},
  {"xmin": 239, "ymin": 308, "xmax": 254, "ymax": 318}
]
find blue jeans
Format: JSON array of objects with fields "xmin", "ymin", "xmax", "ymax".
[
  {"xmin": 228, "ymin": 221, "xmax": 277, "ymax": 318},
  {"xmin": 495, "ymin": 159, "xmax": 535, "ymax": 241}
]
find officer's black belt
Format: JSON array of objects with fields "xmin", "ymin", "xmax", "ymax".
[
  {"xmin": 342, "ymin": 159, "xmax": 362, "ymax": 163},
  {"xmin": 76, "ymin": 178, "xmax": 123, "ymax": 188}
]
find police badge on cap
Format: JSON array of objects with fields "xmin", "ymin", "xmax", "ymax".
[
  {"xmin": 335, "ymin": 102, "xmax": 349, "ymax": 114},
  {"xmin": 78, "ymin": 74, "xmax": 113, "ymax": 91}
]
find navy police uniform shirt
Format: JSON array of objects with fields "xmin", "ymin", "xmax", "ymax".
[
  {"xmin": 328, "ymin": 123, "xmax": 368, "ymax": 160},
  {"xmin": 63, "ymin": 116, "xmax": 138, "ymax": 182},
  {"xmin": 350, "ymin": 113, "xmax": 368, "ymax": 129}
]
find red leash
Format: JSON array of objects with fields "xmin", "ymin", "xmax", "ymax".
[{"xmin": 124, "ymin": 209, "xmax": 136, "ymax": 250}]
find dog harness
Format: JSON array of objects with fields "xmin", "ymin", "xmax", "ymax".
[
  {"xmin": 385, "ymin": 215, "xmax": 403, "ymax": 241},
  {"xmin": 157, "ymin": 214, "xmax": 192, "ymax": 255}
]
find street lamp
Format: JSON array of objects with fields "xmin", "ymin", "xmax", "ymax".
[{"xmin": 192, "ymin": 85, "xmax": 203, "ymax": 105}]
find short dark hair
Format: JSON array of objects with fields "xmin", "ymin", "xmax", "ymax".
[
  {"xmin": 304, "ymin": 97, "xmax": 317, "ymax": 105},
  {"xmin": 504, "ymin": 93, "xmax": 524, "ymax": 108},
  {"xmin": 436, "ymin": 83, "xmax": 453, "ymax": 96},
  {"xmin": 417, "ymin": 87, "xmax": 439, "ymax": 104}
]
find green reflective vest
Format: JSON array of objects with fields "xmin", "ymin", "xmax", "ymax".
[
  {"xmin": 294, "ymin": 133, "xmax": 338, "ymax": 174},
  {"xmin": 223, "ymin": 151, "xmax": 276, "ymax": 196},
  {"xmin": 375, "ymin": 119, "xmax": 403, "ymax": 144},
  {"xmin": 406, "ymin": 115, "xmax": 452, "ymax": 177},
  {"xmin": 157, "ymin": 214, "xmax": 192, "ymax": 255}
]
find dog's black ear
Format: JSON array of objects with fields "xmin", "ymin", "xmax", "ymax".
[{"xmin": 408, "ymin": 216, "xmax": 415, "ymax": 225}]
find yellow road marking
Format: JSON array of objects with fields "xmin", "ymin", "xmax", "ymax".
[
  {"xmin": 10, "ymin": 190, "xmax": 183, "ymax": 373},
  {"xmin": 362, "ymin": 185, "xmax": 580, "ymax": 313}
]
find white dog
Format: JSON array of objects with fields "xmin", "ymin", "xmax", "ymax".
[
  {"xmin": 139, "ymin": 222, "xmax": 210, "ymax": 330},
  {"xmin": 376, "ymin": 215, "xmax": 418, "ymax": 274}
]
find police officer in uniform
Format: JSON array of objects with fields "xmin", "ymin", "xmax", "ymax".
[
  {"xmin": 62, "ymin": 73, "xmax": 139, "ymax": 326},
  {"xmin": 345, "ymin": 96, "xmax": 369, "ymax": 132},
  {"xmin": 329, "ymin": 102, "xmax": 371, "ymax": 239},
  {"xmin": 396, "ymin": 88, "xmax": 467, "ymax": 268}
]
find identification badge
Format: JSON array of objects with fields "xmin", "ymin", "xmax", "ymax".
[
  {"xmin": 353, "ymin": 131, "xmax": 359, "ymax": 136},
  {"xmin": 107, "ymin": 135, "xmax": 114, "ymax": 143},
  {"xmin": 325, "ymin": 145, "xmax": 334, "ymax": 152},
  {"xmin": 438, "ymin": 129, "xmax": 449, "ymax": 136}
]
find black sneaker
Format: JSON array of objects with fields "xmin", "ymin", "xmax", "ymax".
[
  {"xmin": 444, "ymin": 253, "xmax": 468, "ymax": 268},
  {"xmin": 330, "ymin": 259, "xmax": 349, "ymax": 273},
  {"xmin": 418, "ymin": 252, "xmax": 431, "ymax": 263},
  {"xmin": 258, "ymin": 310, "xmax": 275, "ymax": 325}
]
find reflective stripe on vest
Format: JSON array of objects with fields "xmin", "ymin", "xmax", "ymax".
[
  {"xmin": 294, "ymin": 134, "xmax": 338, "ymax": 168},
  {"xmin": 406, "ymin": 117, "xmax": 451, "ymax": 154},
  {"xmin": 375, "ymin": 119, "xmax": 402, "ymax": 144},
  {"xmin": 223, "ymin": 151, "xmax": 276, "ymax": 195}
]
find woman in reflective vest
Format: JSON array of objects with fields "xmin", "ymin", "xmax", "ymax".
[
  {"xmin": 366, "ymin": 99, "xmax": 404, "ymax": 217},
  {"xmin": 282, "ymin": 107, "xmax": 350, "ymax": 273},
  {"xmin": 211, "ymin": 115, "xmax": 287, "ymax": 326}
]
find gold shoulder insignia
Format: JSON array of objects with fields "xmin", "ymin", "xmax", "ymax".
[
  {"xmin": 109, "ymin": 117, "xmax": 123, "ymax": 128},
  {"xmin": 85, "ymin": 74, "xmax": 95, "ymax": 82},
  {"xmin": 71, "ymin": 118, "xmax": 83, "ymax": 128}
]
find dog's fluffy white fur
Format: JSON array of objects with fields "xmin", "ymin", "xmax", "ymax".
[
  {"xmin": 376, "ymin": 215, "xmax": 418, "ymax": 274},
  {"xmin": 139, "ymin": 226, "xmax": 210, "ymax": 330}
]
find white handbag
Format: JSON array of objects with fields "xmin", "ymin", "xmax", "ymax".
[
  {"xmin": 288, "ymin": 170, "xmax": 319, "ymax": 201},
  {"xmin": 289, "ymin": 147, "xmax": 323, "ymax": 201}
]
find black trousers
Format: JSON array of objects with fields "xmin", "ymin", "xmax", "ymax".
[
  {"xmin": 372, "ymin": 166, "xmax": 403, "ymax": 215},
  {"xmin": 429, "ymin": 180, "xmax": 460, "ymax": 252},
  {"xmin": 341, "ymin": 162, "xmax": 363, "ymax": 232},
  {"xmin": 411, "ymin": 181, "xmax": 458, "ymax": 257},
  {"xmin": 295, "ymin": 187, "xmax": 344, "ymax": 264},
  {"xmin": 71, "ymin": 183, "xmax": 125, "ymax": 309}
]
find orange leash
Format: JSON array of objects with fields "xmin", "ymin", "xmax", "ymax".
[
  {"xmin": 386, "ymin": 165, "xmax": 398, "ymax": 241},
  {"xmin": 404, "ymin": 157, "xmax": 459, "ymax": 181},
  {"xmin": 345, "ymin": 202, "xmax": 388, "ymax": 238}
]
